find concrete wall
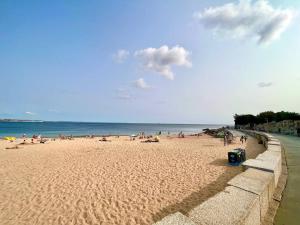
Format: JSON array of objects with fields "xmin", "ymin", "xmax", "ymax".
[
  {"xmin": 240, "ymin": 120, "xmax": 300, "ymax": 136},
  {"xmin": 153, "ymin": 131, "xmax": 283, "ymax": 225}
]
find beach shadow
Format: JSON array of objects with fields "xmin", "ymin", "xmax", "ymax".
[
  {"xmin": 209, "ymin": 158, "xmax": 229, "ymax": 166},
  {"xmin": 152, "ymin": 137, "xmax": 261, "ymax": 222},
  {"xmin": 151, "ymin": 166, "xmax": 242, "ymax": 223},
  {"xmin": 151, "ymin": 140, "xmax": 258, "ymax": 223}
]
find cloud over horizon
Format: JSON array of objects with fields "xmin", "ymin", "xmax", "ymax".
[
  {"xmin": 113, "ymin": 49, "xmax": 130, "ymax": 63},
  {"xmin": 258, "ymin": 82, "xmax": 273, "ymax": 87},
  {"xmin": 25, "ymin": 111, "xmax": 36, "ymax": 115},
  {"xmin": 194, "ymin": 0, "xmax": 294, "ymax": 44},
  {"xmin": 135, "ymin": 45, "xmax": 192, "ymax": 80}
]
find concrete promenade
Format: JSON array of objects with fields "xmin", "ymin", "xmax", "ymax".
[{"xmin": 274, "ymin": 134, "xmax": 300, "ymax": 225}]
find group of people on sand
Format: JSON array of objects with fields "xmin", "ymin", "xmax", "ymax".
[
  {"xmin": 178, "ymin": 131, "xmax": 185, "ymax": 138},
  {"xmin": 5, "ymin": 130, "xmax": 201, "ymax": 146},
  {"xmin": 131, "ymin": 132, "xmax": 160, "ymax": 143},
  {"xmin": 59, "ymin": 134, "xmax": 74, "ymax": 140},
  {"xmin": 3, "ymin": 134, "xmax": 48, "ymax": 149},
  {"xmin": 30, "ymin": 135, "xmax": 47, "ymax": 144},
  {"xmin": 240, "ymin": 135, "xmax": 248, "ymax": 144},
  {"xmin": 97, "ymin": 133, "xmax": 160, "ymax": 143},
  {"xmin": 141, "ymin": 136, "xmax": 159, "ymax": 143}
]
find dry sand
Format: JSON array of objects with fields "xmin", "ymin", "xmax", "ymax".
[{"xmin": 0, "ymin": 135, "xmax": 265, "ymax": 225}]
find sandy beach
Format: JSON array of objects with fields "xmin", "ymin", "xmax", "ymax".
[{"xmin": 0, "ymin": 134, "xmax": 265, "ymax": 225}]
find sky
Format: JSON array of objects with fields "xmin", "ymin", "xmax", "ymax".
[{"xmin": 1, "ymin": 0, "xmax": 300, "ymax": 124}]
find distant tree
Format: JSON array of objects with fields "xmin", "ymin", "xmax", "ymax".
[
  {"xmin": 256, "ymin": 111, "xmax": 276, "ymax": 123},
  {"xmin": 234, "ymin": 114, "xmax": 256, "ymax": 128},
  {"xmin": 275, "ymin": 111, "xmax": 300, "ymax": 122},
  {"xmin": 234, "ymin": 111, "xmax": 300, "ymax": 126}
]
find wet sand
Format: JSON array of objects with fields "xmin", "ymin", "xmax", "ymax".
[{"xmin": 0, "ymin": 135, "xmax": 265, "ymax": 225}]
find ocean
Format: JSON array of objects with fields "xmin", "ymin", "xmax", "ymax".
[{"xmin": 0, "ymin": 122, "xmax": 225, "ymax": 138}]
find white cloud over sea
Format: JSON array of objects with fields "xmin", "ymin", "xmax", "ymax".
[
  {"xmin": 194, "ymin": 0, "xmax": 295, "ymax": 44},
  {"xmin": 135, "ymin": 45, "xmax": 192, "ymax": 80}
]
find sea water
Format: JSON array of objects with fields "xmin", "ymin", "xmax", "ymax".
[{"xmin": 0, "ymin": 122, "xmax": 225, "ymax": 138}]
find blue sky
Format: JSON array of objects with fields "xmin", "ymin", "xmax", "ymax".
[{"xmin": 1, "ymin": 0, "xmax": 300, "ymax": 124}]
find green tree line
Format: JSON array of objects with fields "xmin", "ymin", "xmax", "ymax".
[{"xmin": 234, "ymin": 111, "xmax": 300, "ymax": 127}]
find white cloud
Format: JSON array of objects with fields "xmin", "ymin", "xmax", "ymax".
[
  {"xmin": 133, "ymin": 78, "xmax": 151, "ymax": 89},
  {"xmin": 194, "ymin": 0, "xmax": 294, "ymax": 44},
  {"xmin": 135, "ymin": 45, "xmax": 192, "ymax": 80},
  {"xmin": 258, "ymin": 82, "xmax": 273, "ymax": 87},
  {"xmin": 25, "ymin": 111, "xmax": 36, "ymax": 115},
  {"xmin": 113, "ymin": 49, "xmax": 130, "ymax": 63}
]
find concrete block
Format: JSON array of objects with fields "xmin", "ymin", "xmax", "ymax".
[
  {"xmin": 257, "ymin": 150, "xmax": 281, "ymax": 167},
  {"xmin": 188, "ymin": 186, "xmax": 260, "ymax": 225},
  {"xmin": 228, "ymin": 168, "xmax": 274, "ymax": 220},
  {"xmin": 258, "ymin": 150, "xmax": 281, "ymax": 159},
  {"xmin": 268, "ymin": 138, "xmax": 278, "ymax": 142},
  {"xmin": 242, "ymin": 159, "xmax": 280, "ymax": 187},
  {"xmin": 267, "ymin": 136, "xmax": 275, "ymax": 140},
  {"xmin": 267, "ymin": 140, "xmax": 281, "ymax": 147},
  {"xmin": 267, "ymin": 145, "xmax": 282, "ymax": 153},
  {"xmin": 153, "ymin": 212, "xmax": 197, "ymax": 225},
  {"xmin": 257, "ymin": 151, "xmax": 282, "ymax": 184}
]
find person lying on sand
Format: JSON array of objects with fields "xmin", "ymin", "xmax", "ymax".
[
  {"xmin": 59, "ymin": 134, "xmax": 66, "ymax": 140},
  {"xmin": 141, "ymin": 136, "xmax": 159, "ymax": 143},
  {"xmin": 19, "ymin": 139, "xmax": 27, "ymax": 145},
  {"xmin": 99, "ymin": 137, "xmax": 111, "ymax": 142},
  {"xmin": 5, "ymin": 145, "xmax": 19, "ymax": 150},
  {"xmin": 40, "ymin": 139, "xmax": 47, "ymax": 144}
]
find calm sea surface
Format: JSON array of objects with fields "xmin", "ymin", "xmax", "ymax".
[{"xmin": 0, "ymin": 122, "xmax": 225, "ymax": 138}]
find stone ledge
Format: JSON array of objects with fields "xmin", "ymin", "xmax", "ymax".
[
  {"xmin": 267, "ymin": 140, "xmax": 281, "ymax": 147},
  {"xmin": 242, "ymin": 159, "xmax": 280, "ymax": 186},
  {"xmin": 153, "ymin": 212, "xmax": 197, "ymax": 225},
  {"xmin": 228, "ymin": 168, "xmax": 274, "ymax": 220},
  {"xmin": 188, "ymin": 186, "xmax": 260, "ymax": 225},
  {"xmin": 256, "ymin": 151, "xmax": 282, "ymax": 185},
  {"xmin": 267, "ymin": 145, "xmax": 281, "ymax": 152}
]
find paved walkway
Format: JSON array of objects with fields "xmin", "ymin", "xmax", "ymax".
[
  {"xmin": 274, "ymin": 134, "xmax": 300, "ymax": 225},
  {"xmin": 229, "ymin": 130, "xmax": 244, "ymax": 137}
]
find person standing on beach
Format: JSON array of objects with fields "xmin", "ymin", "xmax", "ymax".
[
  {"xmin": 224, "ymin": 134, "xmax": 227, "ymax": 146},
  {"xmin": 240, "ymin": 136, "xmax": 244, "ymax": 144},
  {"xmin": 244, "ymin": 135, "xmax": 248, "ymax": 142}
]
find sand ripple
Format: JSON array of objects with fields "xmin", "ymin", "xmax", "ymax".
[{"xmin": 0, "ymin": 135, "xmax": 264, "ymax": 225}]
